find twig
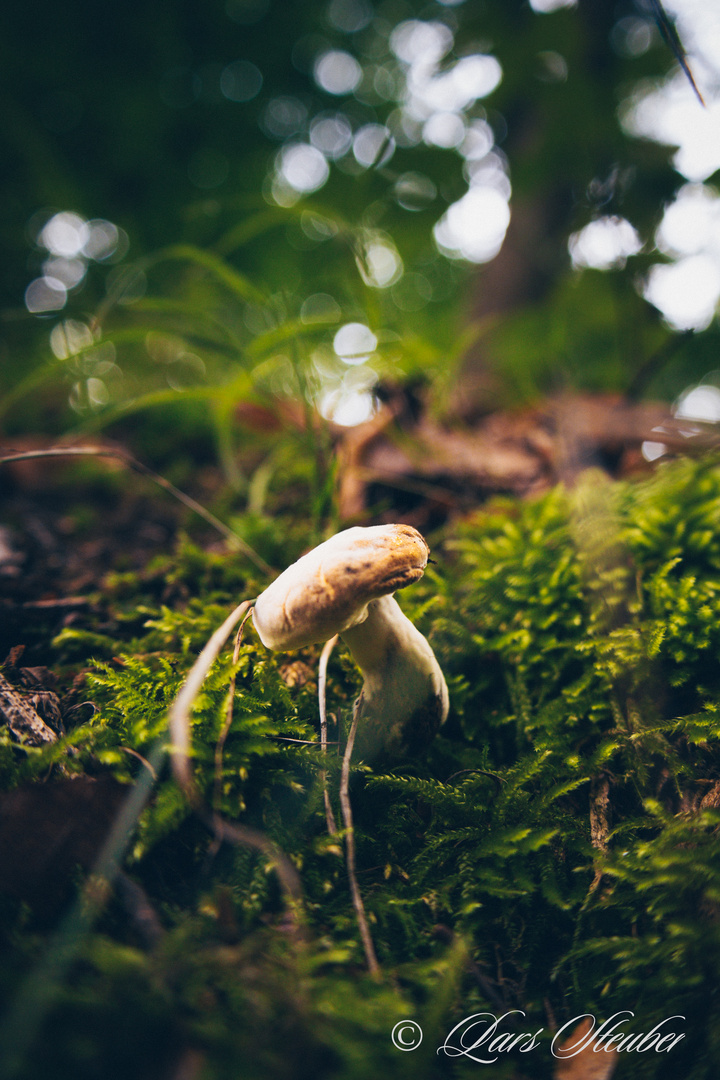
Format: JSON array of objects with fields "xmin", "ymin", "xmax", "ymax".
[
  {"xmin": 318, "ymin": 634, "xmax": 339, "ymax": 835},
  {"xmin": 120, "ymin": 746, "xmax": 158, "ymax": 780},
  {"xmin": 20, "ymin": 596, "xmax": 90, "ymax": 610},
  {"xmin": 168, "ymin": 599, "xmax": 256, "ymax": 803},
  {"xmin": 265, "ymin": 736, "xmax": 339, "ymax": 745},
  {"xmin": 589, "ymin": 773, "xmax": 611, "ymax": 892},
  {"xmin": 0, "ymin": 446, "xmax": 273, "ymax": 576},
  {"xmin": 650, "ymin": 0, "xmax": 704, "ymax": 106},
  {"xmin": 200, "ymin": 810, "xmax": 304, "ymax": 914},
  {"xmin": 339, "ymin": 701, "xmax": 380, "ymax": 977},
  {"xmin": 62, "ymin": 701, "xmax": 97, "ymax": 723},
  {"xmin": 0, "ymin": 672, "xmax": 57, "ymax": 746}
]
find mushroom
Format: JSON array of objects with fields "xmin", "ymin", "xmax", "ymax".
[{"xmin": 252, "ymin": 523, "xmax": 449, "ymax": 760}]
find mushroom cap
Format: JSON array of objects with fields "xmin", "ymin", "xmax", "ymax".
[{"xmin": 252, "ymin": 524, "xmax": 430, "ymax": 650}]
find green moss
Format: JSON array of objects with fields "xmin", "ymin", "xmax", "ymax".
[{"xmin": 4, "ymin": 457, "xmax": 720, "ymax": 1078}]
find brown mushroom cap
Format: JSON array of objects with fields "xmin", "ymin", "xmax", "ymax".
[{"xmin": 252, "ymin": 524, "xmax": 430, "ymax": 651}]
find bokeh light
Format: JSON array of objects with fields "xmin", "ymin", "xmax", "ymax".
[
  {"xmin": 326, "ymin": 0, "xmax": 373, "ymax": 34},
  {"xmin": 262, "ymin": 97, "xmax": 308, "ymax": 139},
  {"xmin": 83, "ymin": 219, "xmax": 122, "ymax": 261},
  {"xmin": 377, "ymin": 16, "xmax": 506, "ymax": 267},
  {"xmin": 41, "ymin": 212, "xmax": 89, "ymax": 258},
  {"xmin": 333, "ymin": 322, "xmax": 378, "ymax": 362},
  {"xmin": 624, "ymin": 74, "xmax": 720, "ymax": 183},
  {"xmin": 461, "ymin": 119, "xmax": 495, "ymax": 161},
  {"xmin": 24, "ymin": 277, "xmax": 67, "ymax": 314},
  {"xmin": 463, "ymin": 150, "xmax": 511, "ymax": 197},
  {"xmin": 25, "ymin": 211, "xmax": 126, "ymax": 315},
  {"xmin": 319, "ymin": 381, "xmax": 376, "ymax": 427},
  {"xmin": 352, "ymin": 124, "xmax": 394, "ymax": 168},
  {"xmin": 220, "ymin": 59, "xmax": 263, "ymax": 102},
  {"xmin": 390, "ymin": 21, "xmax": 454, "ymax": 68},
  {"xmin": 365, "ymin": 242, "xmax": 402, "ymax": 287},
  {"xmin": 313, "ymin": 50, "xmax": 363, "ymax": 95},
  {"xmin": 615, "ymin": 1, "xmax": 720, "ymax": 332},
  {"xmin": 274, "ymin": 143, "xmax": 330, "ymax": 202},
  {"xmin": 423, "ymin": 112, "xmax": 465, "ymax": 149},
  {"xmin": 403, "ymin": 48, "xmax": 502, "ymax": 118},
  {"xmin": 394, "ymin": 172, "xmax": 437, "ymax": 211},
  {"xmin": 643, "ymin": 375, "xmax": 720, "ymax": 460},
  {"xmin": 568, "ymin": 216, "xmax": 642, "ymax": 270},
  {"xmin": 42, "ymin": 257, "xmax": 86, "ymax": 289},
  {"xmin": 300, "ymin": 293, "xmax": 342, "ymax": 323},
  {"xmin": 310, "ymin": 113, "xmax": 353, "ymax": 159},
  {"xmin": 49, "ymin": 319, "xmax": 95, "ymax": 359},
  {"xmin": 644, "ymin": 254, "xmax": 720, "ymax": 331},
  {"xmin": 656, "ymin": 183, "xmax": 720, "ymax": 258},
  {"xmin": 662, "ymin": 0, "xmax": 720, "ymax": 87},
  {"xmin": 610, "ymin": 17, "xmax": 655, "ymax": 58},
  {"xmin": 676, "ymin": 382, "xmax": 720, "ymax": 423},
  {"xmin": 529, "ymin": 0, "xmax": 577, "ymax": 12},
  {"xmin": 434, "ymin": 186, "xmax": 511, "ymax": 263},
  {"xmin": 321, "ymin": 384, "xmax": 377, "ymax": 425}
]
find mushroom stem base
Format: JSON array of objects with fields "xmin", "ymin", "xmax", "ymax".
[{"xmin": 342, "ymin": 595, "xmax": 448, "ymax": 761}]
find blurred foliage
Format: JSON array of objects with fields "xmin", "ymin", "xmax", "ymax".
[{"xmin": 2, "ymin": 0, "xmax": 719, "ymax": 474}]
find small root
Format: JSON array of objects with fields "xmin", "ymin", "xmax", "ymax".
[{"xmin": 340, "ymin": 701, "xmax": 380, "ymax": 978}]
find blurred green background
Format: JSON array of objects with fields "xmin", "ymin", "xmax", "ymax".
[{"xmin": 3, "ymin": 0, "xmax": 718, "ymax": 497}]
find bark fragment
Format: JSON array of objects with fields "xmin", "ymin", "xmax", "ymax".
[{"xmin": 0, "ymin": 672, "xmax": 57, "ymax": 745}]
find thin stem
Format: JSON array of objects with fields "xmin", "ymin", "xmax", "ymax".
[
  {"xmin": 0, "ymin": 446, "xmax": 273, "ymax": 575},
  {"xmin": 318, "ymin": 635, "xmax": 339, "ymax": 835},
  {"xmin": 213, "ymin": 607, "xmax": 255, "ymax": 816},
  {"xmin": 339, "ymin": 701, "xmax": 380, "ymax": 978},
  {"xmin": 201, "ymin": 811, "xmax": 304, "ymax": 914},
  {"xmin": 168, "ymin": 599, "xmax": 256, "ymax": 803}
]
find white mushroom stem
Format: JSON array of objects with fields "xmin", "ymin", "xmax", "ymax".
[
  {"xmin": 342, "ymin": 594, "xmax": 449, "ymax": 760},
  {"xmin": 252, "ymin": 523, "xmax": 449, "ymax": 761}
]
